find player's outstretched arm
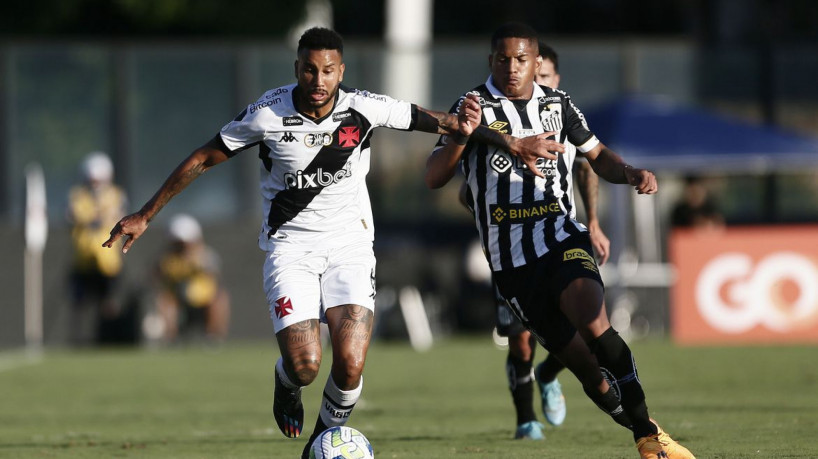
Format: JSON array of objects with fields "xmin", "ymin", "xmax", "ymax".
[
  {"xmin": 415, "ymin": 101, "xmax": 564, "ymax": 180},
  {"xmin": 585, "ymin": 143, "xmax": 657, "ymax": 195},
  {"xmin": 102, "ymin": 136, "xmax": 231, "ymax": 253},
  {"xmin": 471, "ymin": 128, "xmax": 564, "ymax": 179},
  {"xmin": 576, "ymin": 160, "xmax": 610, "ymax": 265}
]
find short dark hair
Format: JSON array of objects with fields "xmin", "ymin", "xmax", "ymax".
[
  {"xmin": 491, "ymin": 23, "xmax": 539, "ymax": 52},
  {"xmin": 297, "ymin": 27, "xmax": 344, "ymax": 55},
  {"xmin": 538, "ymin": 40, "xmax": 559, "ymax": 72}
]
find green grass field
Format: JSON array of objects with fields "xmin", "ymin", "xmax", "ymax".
[{"xmin": 1, "ymin": 338, "xmax": 817, "ymax": 458}]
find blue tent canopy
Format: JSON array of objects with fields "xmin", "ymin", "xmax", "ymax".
[{"xmin": 582, "ymin": 96, "xmax": 818, "ymax": 173}]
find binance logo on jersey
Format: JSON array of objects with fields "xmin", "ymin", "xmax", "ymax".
[
  {"xmin": 283, "ymin": 162, "xmax": 353, "ymax": 190},
  {"xmin": 488, "ymin": 121, "xmax": 509, "ymax": 133},
  {"xmin": 492, "ymin": 207, "xmax": 508, "ymax": 223},
  {"xmin": 490, "ymin": 200, "xmax": 561, "ymax": 225}
]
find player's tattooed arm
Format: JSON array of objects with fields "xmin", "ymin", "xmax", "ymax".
[
  {"xmin": 471, "ymin": 127, "xmax": 564, "ymax": 178},
  {"xmin": 584, "ymin": 143, "xmax": 658, "ymax": 194},
  {"xmin": 414, "ymin": 106, "xmax": 459, "ymax": 134},
  {"xmin": 102, "ymin": 135, "xmax": 232, "ymax": 253}
]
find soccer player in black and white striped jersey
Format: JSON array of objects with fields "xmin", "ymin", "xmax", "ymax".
[
  {"xmin": 426, "ymin": 23, "xmax": 694, "ymax": 459},
  {"xmin": 103, "ymin": 27, "xmax": 563, "ymax": 459}
]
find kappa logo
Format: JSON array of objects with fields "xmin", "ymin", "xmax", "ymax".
[
  {"xmin": 338, "ymin": 126, "xmax": 360, "ymax": 147},
  {"xmin": 304, "ymin": 132, "xmax": 333, "ymax": 148},
  {"xmin": 487, "ymin": 121, "xmax": 509, "ymax": 133},
  {"xmin": 490, "ymin": 152, "xmax": 512, "ymax": 173},
  {"xmin": 280, "ymin": 132, "xmax": 297, "ymax": 143},
  {"xmin": 274, "ymin": 296, "xmax": 293, "ymax": 319}
]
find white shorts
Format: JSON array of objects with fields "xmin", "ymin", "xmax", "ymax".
[{"xmin": 263, "ymin": 240, "xmax": 376, "ymax": 333}]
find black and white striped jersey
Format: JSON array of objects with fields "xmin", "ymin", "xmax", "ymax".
[
  {"xmin": 436, "ymin": 76, "xmax": 600, "ymax": 272},
  {"xmin": 220, "ymin": 84, "xmax": 415, "ymax": 252}
]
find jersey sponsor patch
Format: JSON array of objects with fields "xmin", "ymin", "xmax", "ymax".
[
  {"xmin": 332, "ymin": 111, "xmax": 352, "ymax": 122},
  {"xmin": 304, "ymin": 132, "xmax": 333, "ymax": 148},
  {"xmin": 490, "ymin": 152, "xmax": 513, "ymax": 173},
  {"xmin": 283, "ymin": 116, "xmax": 303, "ymax": 126},
  {"xmin": 490, "ymin": 199, "xmax": 562, "ymax": 225},
  {"xmin": 563, "ymin": 248, "xmax": 598, "ymax": 273},
  {"xmin": 283, "ymin": 161, "xmax": 353, "ymax": 190}
]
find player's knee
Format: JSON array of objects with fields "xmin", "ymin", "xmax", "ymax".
[
  {"xmin": 508, "ymin": 332, "xmax": 534, "ymax": 361},
  {"xmin": 331, "ymin": 355, "xmax": 365, "ymax": 389},
  {"xmin": 287, "ymin": 357, "xmax": 321, "ymax": 386}
]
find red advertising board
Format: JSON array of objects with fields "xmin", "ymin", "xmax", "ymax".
[{"xmin": 670, "ymin": 225, "xmax": 818, "ymax": 345}]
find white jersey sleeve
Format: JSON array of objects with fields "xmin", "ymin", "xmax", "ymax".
[
  {"xmin": 219, "ymin": 86, "xmax": 293, "ymax": 153},
  {"xmin": 347, "ymin": 88, "xmax": 414, "ymax": 131}
]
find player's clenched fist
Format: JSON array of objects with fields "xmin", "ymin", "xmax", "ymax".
[
  {"xmin": 624, "ymin": 166, "xmax": 658, "ymax": 194},
  {"xmin": 457, "ymin": 94, "xmax": 482, "ymax": 136}
]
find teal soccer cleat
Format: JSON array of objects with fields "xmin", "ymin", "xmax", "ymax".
[
  {"xmin": 514, "ymin": 421, "xmax": 545, "ymax": 440},
  {"xmin": 536, "ymin": 363, "xmax": 566, "ymax": 426}
]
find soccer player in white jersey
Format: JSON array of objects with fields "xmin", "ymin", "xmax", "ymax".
[
  {"xmin": 103, "ymin": 27, "xmax": 562, "ymax": 459},
  {"xmin": 425, "ymin": 23, "xmax": 694, "ymax": 459}
]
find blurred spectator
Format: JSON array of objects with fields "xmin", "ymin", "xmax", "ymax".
[
  {"xmin": 670, "ymin": 175, "xmax": 725, "ymax": 229},
  {"xmin": 154, "ymin": 214, "xmax": 230, "ymax": 343},
  {"xmin": 67, "ymin": 152, "xmax": 128, "ymax": 345}
]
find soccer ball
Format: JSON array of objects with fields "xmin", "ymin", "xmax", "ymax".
[{"xmin": 309, "ymin": 426, "xmax": 374, "ymax": 459}]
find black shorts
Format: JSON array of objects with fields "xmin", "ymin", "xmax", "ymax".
[{"xmin": 492, "ymin": 232, "xmax": 604, "ymax": 353}]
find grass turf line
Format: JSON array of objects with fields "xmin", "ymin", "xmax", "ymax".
[{"xmin": 0, "ymin": 338, "xmax": 816, "ymax": 458}]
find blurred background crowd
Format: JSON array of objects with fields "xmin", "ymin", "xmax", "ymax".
[{"xmin": 2, "ymin": 0, "xmax": 818, "ymax": 348}]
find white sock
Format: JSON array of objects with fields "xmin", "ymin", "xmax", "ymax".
[
  {"xmin": 275, "ymin": 357, "xmax": 300, "ymax": 389},
  {"xmin": 318, "ymin": 374, "xmax": 363, "ymax": 427}
]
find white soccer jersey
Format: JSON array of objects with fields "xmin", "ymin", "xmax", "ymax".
[
  {"xmin": 436, "ymin": 77, "xmax": 600, "ymax": 272},
  {"xmin": 220, "ymin": 84, "xmax": 415, "ymax": 252}
]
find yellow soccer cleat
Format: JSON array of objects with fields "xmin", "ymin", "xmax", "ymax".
[
  {"xmin": 636, "ymin": 434, "xmax": 669, "ymax": 459},
  {"xmin": 654, "ymin": 423, "xmax": 696, "ymax": 459}
]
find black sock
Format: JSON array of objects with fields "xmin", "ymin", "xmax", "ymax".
[
  {"xmin": 590, "ymin": 327, "xmax": 658, "ymax": 441},
  {"xmin": 301, "ymin": 417, "xmax": 328, "ymax": 459},
  {"xmin": 538, "ymin": 352, "xmax": 566, "ymax": 382},
  {"xmin": 583, "ymin": 384, "xmax": 633, "ymax": 430},
  {"xmin": 506, "ymin": 353, "xmax": 537, "ymax": 425}
]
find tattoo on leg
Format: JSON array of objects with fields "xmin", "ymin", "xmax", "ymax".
[
  {"xmin": 283, "ymin": 320, "xmax": 320, "ymax": 350},
  {"xmin": 338, "ymin": 306, "xmax": 373, "ymax": 343}
]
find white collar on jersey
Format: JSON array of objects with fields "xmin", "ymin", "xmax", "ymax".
[{"xmin": 485, "ymin": 75, "xmax": 546, "ymax": 101}]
